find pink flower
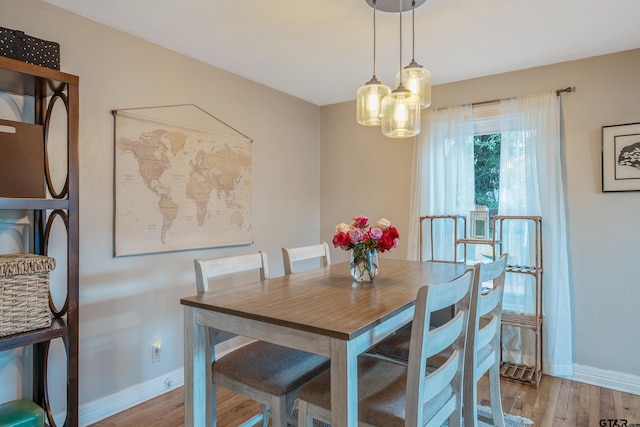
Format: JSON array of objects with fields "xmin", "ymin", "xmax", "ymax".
[
  {"xmin": 352, "ymin": 215, "xmax": 368, "ymax": 228},
  {"xmin": 368, "ymin": 226, "xmax": 383, "ymax": 240},
  {"xmin": 349, "ymin": 227, "xmax": 365, "ymax": 243}
]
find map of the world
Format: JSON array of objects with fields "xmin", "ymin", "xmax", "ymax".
[{"xmin": 114, "ymin": 109, "xmax": 251, "ymax": 256}]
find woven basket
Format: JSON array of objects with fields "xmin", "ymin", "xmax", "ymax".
[{"xmin": 0, "ymin": 253, "xmax": 55, "ymax": 337}]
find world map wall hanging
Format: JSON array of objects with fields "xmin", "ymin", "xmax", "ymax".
[{"xmin": 112, "ymin": 104, "xmax": 252, "ymax": 256}]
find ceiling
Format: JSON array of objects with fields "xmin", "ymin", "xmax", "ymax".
[{"xmin": 43, "ymin": 0, "xmax": 640, "ymax": 106}]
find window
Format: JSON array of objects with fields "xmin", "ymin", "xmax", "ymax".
[{"xmin": 473, "ymin": 133, "xmax": 500, "ymax": 210}]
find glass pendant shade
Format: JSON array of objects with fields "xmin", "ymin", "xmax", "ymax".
[
  {"xmin": 357, "ymin": 77, "xmax": 391, "ymax": 126},
  {"xmin": 361, "ymin": 0, "xmax": 429, "ymax": 138},
  {"xmin": 396, "ymin": 60, "xmax": 432, "ymax": 109},
  {"xmin": 381, "ymin": 85, "xmax": 421, "ymax": 138}
]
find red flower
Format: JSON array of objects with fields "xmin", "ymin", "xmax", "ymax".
[
  {"xmin": 377, "ymin": 227, "xmax": 399, "ymax": 252},
  {"xmin": 384, "ymin": 226, "xmax": 399, "ymax": 240},
  {"xmin": 332, "ymin": 231, "xmax": 351, "ymax": 249}
]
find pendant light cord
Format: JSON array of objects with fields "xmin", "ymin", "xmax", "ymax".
[
  {"xmin": 411, "ymin": 0, "xmax": 416, "ymax": 62},
  {"xmin": 398, "ymin": 0, "xmax": 403, "ymax": 86},
  {"xmin": 373, "ymin": 0, "xmax": 377, "ymax": 78}
]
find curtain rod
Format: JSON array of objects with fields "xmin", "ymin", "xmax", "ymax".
[{"xmin": 471, "ymin": 86, "xmax": 573, "ymax": 107}]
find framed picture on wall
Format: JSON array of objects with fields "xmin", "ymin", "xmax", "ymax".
[{"xmin": 602, "ymin": 122, "xmax": 640, "ymax": 192}]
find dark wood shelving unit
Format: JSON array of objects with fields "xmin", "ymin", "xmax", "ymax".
[{"xmin": 0, "ymin": 56, "xmax": 79, "ymax": 426}]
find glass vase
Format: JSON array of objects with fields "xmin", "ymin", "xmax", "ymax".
[{"xmin": 350, "ymin": 248, "xmax": 379, "ymax": 282}]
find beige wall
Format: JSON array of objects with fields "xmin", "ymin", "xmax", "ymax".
[
  {"xmin": 1, "ymin": 0, "xmax": 321, "ymax": 418},
  {"xmin": 2, "ymin": 0, "xmax": 639, "ymax": 421},
  {"xmin": 321, "ymin": 49, "xmax": 640, "ymax": 380}
]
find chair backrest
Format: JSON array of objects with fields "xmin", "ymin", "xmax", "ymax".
[
  {"xmin": 282, "ymin": 242, "xmax": 331, "ymax": 275},
  {"xmin": 404, "ymin": 266, "xmax": 475, "ymax": 427},
  {"xmin": 193, "ymin": 251, "xmax": 269, "ymax": 347},
  {"xmin": 194, "ymin": 251, "xmax": 269, "ymax": 294},
  {"xmin": 466, "ymin": 253, "xmax": 508, "ymax": 380}
]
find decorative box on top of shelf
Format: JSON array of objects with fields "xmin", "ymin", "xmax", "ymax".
[{"xmin": 0, "ymin": 26, "xmax": 61, "ymax": 70}]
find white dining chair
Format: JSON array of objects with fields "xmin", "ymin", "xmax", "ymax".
[
  {"xmin": 462, "ymin": 253, "xmax": 508, "ymax": 427},
  {"xmin": 296, "ymin": 266, "xmax": 476, "ymax": 427},
  {"xmin": 194, "ymin": 251, "xmax": 329, "ymax": 427},
  {"xmin": 370, "ymin": 254, "xmax": 509, "ymax": 427},
  {"xmin": 282, "ymin": 242, "xmax": 331, "ymax": 275}
]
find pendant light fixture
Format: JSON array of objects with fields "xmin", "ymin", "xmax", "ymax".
[
  {"xmin": 380, "ymin": 0, "xmax": 421, "ymax": 138},
  {"xmin": 357, "ymin": 0, "xmax": 391, "ymax": 126},
  {"xmin": 361, "ymin": 0, "xmax": 428, "ymax": 138},
  {"xmin": 396, "ymin": 0, "xmax": 432, "ymax": 109}
]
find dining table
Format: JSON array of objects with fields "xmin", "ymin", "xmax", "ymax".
[{"xmin": 181, "ymin": 258, "xmax": 468, "ymax": 427}]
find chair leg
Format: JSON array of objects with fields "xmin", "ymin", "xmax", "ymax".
[
  {"xmin": 297, "ymin": 400, "xmax": 309, "ymax": 427},
  {"xmin": 488, "ymin": 362, "xmax": 506, "ymax": 427},
  {"xmin": 270, "ymin": 396, "xmax": 289, "ymax": 427},
  {"xmin": 210, "ymin": 382, "xmax": 217, "ymax": 426},
  {"xmin": 287, "ymin": 400, "xmax": 298, "ymax": 426},
  {"xmin": 462, "ymin": 377, "xmax": 478, "ymax": 427}
]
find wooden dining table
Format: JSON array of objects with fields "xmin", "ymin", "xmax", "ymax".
[{"xmin": 181, "ymin": 258, "xmax": 468, "ymax": 427}]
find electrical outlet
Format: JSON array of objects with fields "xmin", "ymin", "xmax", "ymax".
[{"xmin": 152, "ymin": 340, "xmax": 162, "ymax": 363}]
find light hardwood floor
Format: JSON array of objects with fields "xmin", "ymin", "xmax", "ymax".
[{"xmin": 90, "ymin": 375, "xmax": 640, "ymax": 427}]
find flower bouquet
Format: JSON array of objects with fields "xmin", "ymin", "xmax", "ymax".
[{"xmin": 332, "ymin": 215, "xmax": 400, "ymax": 282}]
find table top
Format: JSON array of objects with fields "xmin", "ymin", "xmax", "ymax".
[{"xmin": 181, "ymin": 259, "xmax": 468, "ymax": 341}]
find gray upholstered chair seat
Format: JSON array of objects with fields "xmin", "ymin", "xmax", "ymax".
[
  {"xmin": 297, "ymin": 354, "xmax": 453, "ymax": 427},
  {"xmin": 371, "ymin": 324, "xmax": 412, "ymax": 362},
  {"xmin": 213, "ymin": 341, "xmax": 329, "ymax": 396},
  {"xmin": 372, "ymin": 305, "xmax": 457, "ymax": 363},
  {"xmin": 377, "ymin": 331, "xmax": 494, "ymax": 375}
]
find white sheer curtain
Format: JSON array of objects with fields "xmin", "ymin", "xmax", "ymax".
[
  {"xmin": 498, "ymin": 91, "xmax": 572, "ymax": 376},
  {"xmin": 408, "ymin": 91, "xmax": 573, "ymax": 377},
  {"xmin": 408, "ymin": 105, "xmax": 475, "ymax": 261}
]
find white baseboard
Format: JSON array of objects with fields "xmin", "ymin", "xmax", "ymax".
[
  {"xmin": 572, "ymin": 364, "xmax": 640, "ymax": 395},
  {"xmin": 72, "ymin": 368, "xmax": 184, "ymax": 427},
  {"xmin": 72, "ymin": 341, "xmax": 245, "ymax": 426}
]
